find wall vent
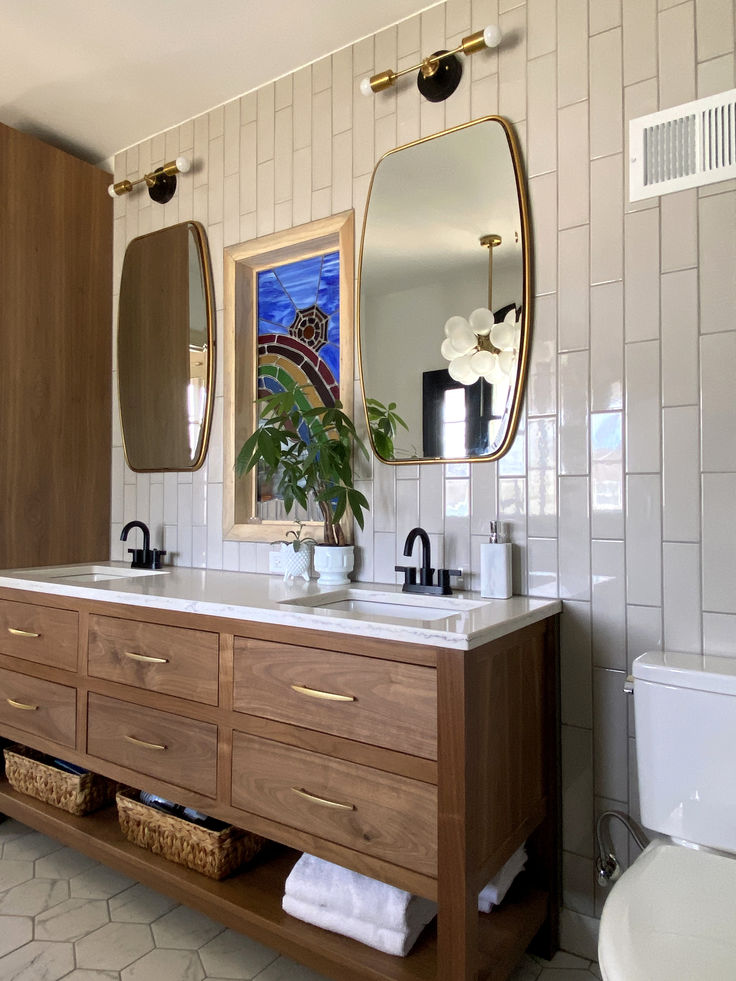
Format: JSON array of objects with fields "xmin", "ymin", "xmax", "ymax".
[{"xmin": 629, "ymin": 88, "xmax": 736, "ymax": 201}]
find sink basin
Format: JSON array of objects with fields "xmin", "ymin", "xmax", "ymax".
[
  {"xmin": 281, "ymin": 588, "xmax": 486, "ymax": 625},
  {"xmin": 18, "ymin": 564, "xmax": 169, "ymax": 585}
]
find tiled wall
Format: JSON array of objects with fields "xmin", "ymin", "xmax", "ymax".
[{"xmin": 110, "ymin": 0, "xmax": 736, "ymax": 959}]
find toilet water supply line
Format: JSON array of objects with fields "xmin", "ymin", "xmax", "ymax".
[{"xmin": 595, "ymin": 810, "xmax": 650, "ymax": 887}]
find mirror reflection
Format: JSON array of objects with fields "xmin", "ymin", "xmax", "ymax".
[
  {"xmin": 358, "ymin": 116, "xmax": 531, "ymax": 464},
  {"xmin": 118, "ymin": 221, "xmax": 215, "ymax": 472}
]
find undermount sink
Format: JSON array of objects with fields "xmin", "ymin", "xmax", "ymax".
[
  {"xmin": 20, "ymin": 564, "xmax": 169, "ymax": 585},
  {"xmin": 281, "ymin": 588, "xmax": 486, "ymax": 624}
]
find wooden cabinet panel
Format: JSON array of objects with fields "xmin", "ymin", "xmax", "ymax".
[
  {"xmin": 233, "ymin": 638, "xmax": 437, "ymax": 760},
  {"xmin": 0, "ymin": 667, "xmax": 76, "ymax": 747},
  {"xmin": 88, "ymin": 615, "xmax": 219, "ymax": 705},
  {"xmin": 0, "ymin": 599, "xmax": 78, "ymax": 671},
  {"xmin": 231, "ymin": 731, "xmax": 437, "ymax": 876},
  {"xmin": 87, "ymin": 693, "xmax": 218, "ymax": 797}
]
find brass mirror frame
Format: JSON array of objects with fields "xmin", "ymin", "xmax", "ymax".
[
  {"xmin": 357, "ymin": 115, "xmax": 532, "ymax": 465},
  {"xmin": 222, "ymin": 211, "xmax": 355, "ymax": 543},
  {"xmin": 118, "ymin": 220, "xmax": 216, "ymax": 473}
]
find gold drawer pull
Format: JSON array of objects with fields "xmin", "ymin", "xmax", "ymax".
[
  {"xmin": 124, "ymin": 650, "xmax": 169, "ymax": 664},
  {"xmin": 292, "ymin": 787, "xmax": 356, "ymax": 811},
  {"xmin": 7, "ymin": 698, "xmax": 38, "ymax": 711},
  {"xmin": 290, "ymin": 684, "xmax": 355, "ymax": 703},
  {"xmin": 8, "ymin": 627, "xmax": 40, "ymax": 638},
  {"xmin": 124, "ymin": 734, "xmax": 167, "ymax": 751}
]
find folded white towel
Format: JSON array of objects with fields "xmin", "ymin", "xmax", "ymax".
[
  {"xmin": 284, "ymin": 854, "xmax": 437, "ymax": 933},
  {"xmin": 282, "ymin": 893, "xmax": 433, "ymax": 957},
  {"xmin": 478, "ymin": 844, "xmax": 527, "ymax": 913}
]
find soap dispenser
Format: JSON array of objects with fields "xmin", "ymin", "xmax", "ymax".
[{"xmin": 479, "ymin": 521, "xmax": 512, "ymax": 599}]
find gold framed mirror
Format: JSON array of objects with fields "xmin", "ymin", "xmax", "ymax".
[
  {"xmin": 357, "ymin": 115, "xmax": 531, "ymax": 464},
  {"xmin": 118, "ymin": 220, "xmax": 215, "ymax": 472}
]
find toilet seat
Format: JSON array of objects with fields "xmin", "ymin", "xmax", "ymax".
[{"xmin": 598, "ymin": 840, "xmax": 736, "ymax": 981}]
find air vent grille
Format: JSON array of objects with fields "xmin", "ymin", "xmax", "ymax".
[{"xmin": 630, "ymin": 88, "xmax": 736, "ymax": 200}]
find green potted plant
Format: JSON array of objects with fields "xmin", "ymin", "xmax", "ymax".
[
  {"xmin": 236, "ymin": 380, "xmax": 372, "ymax": 584},
  {"xmin": 272, "ymin": 522, "xmax": 317, "ymax": 583}
]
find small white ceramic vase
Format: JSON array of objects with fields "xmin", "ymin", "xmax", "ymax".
[
  {"xmin": 313, "ymin": 544, "xmax": 354, "ymax": 586},
  {"xmin": 281, "ymin": 542, "xmax": 313, "ymax": 582}
]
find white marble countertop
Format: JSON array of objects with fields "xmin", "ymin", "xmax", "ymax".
[{"xmin": 0, "ymin": 562, "xmax": 561, "ymax": 651}]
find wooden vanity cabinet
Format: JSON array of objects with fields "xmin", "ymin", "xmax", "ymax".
[{"xmin": 0, "ymin": 586, "xmax": 559, "ymax": 981}]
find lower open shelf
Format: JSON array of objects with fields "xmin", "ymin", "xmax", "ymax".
[{"xmin": 0, "ymin": 780, "xmax": 548, "ymax": 981}]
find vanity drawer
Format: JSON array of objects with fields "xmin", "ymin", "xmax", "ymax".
[
  {"xmin": 0, "ymin": 599, "xmax": 78, "ymax": 671},
  {"xmin": 233, "ymin": 639, "xmax": 437, "ymax": 760},
  {"xmin": 88, "ymin": 615, "xmax": 219, "ymax": 705},
  {"xmin": 86, "ymin": 693, "xmax": 217, "ymax": 797},
  {"xmin": 0, "ymin": 667, "xmax": 76, "ymax": 747},
  {"xmin": 231, "ymin": 732, "xmax": 437, "ymax": 876}
]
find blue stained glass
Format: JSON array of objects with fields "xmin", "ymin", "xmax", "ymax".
[
  {"xmin": 258, "ymin": 270, "xmax": 297, "ymax": 332},
  {"xmin": 275, "ymin": 255, "xmax": 324, "ymax": 310},
  {"xmin": 258, "ymin": 318, "xmax": 289, "ymax": 336},
  {"xmin": 315, "ymin": 252, "xmax": 340, "ymax": 315},
  {"xmin": 327, "ymin": 311, "xmax": 340, "ymax": 346},
  {"xmin": 320, "ymin": 342, "xmax": 340, "ymax": 382}
]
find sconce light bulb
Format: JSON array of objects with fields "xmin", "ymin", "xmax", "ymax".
[
  {"xmin": 107, "ymin": 184, "xmax": 117, "ymax": 198},
  {"xmin": 359, "ymin": 77, "xmax": 373, "ymax": 97},
  {"xmin": 175, "ymin": 155, "xmax": 191, "ymax": 174},
  {"xmin": 483, "ymin": 24, "xmax": 502, "ymax": 48}
]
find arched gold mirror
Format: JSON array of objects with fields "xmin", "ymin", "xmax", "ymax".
[
  {"xmin": 118, "ymin": 220, "xmax": 215, "ymax": 472},
  {"xmin": 358, "ymin": 115, "xmax": 531, "ymax": 464}
]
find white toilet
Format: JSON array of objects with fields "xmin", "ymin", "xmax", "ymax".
[{"xmin": 598, "ymin": 650, "xmax": 736, "ymax": 981}]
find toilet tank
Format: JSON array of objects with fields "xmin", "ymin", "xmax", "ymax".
[{"xmin": 633, "ymin": 651, "xmax": 736, "ymax": 853}]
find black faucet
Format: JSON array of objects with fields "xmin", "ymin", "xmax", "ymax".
[
  {"xmin": 395, "ymin": 526, "xmax": 461, "ymax": 596},
  {"xmin": 120, "ymin": 520, "xmax": 166, "ymax": 570}
]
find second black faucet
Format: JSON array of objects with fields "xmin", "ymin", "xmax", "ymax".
[{"xmin": 395, "ymin": 526, "xmax": 461, "ymax": 596}]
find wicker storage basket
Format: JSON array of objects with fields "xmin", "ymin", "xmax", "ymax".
[
  {"xmin": 116, "ymin": 788, "xmax": 265, "ymax": 880},
  {"xmin": 3, "ymin": 745, "xmax": 117, "ymax": 816}
]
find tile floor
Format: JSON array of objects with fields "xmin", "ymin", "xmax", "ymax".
[{"xmin": 0, "ymin": 817, "xmax": 600, "ymax": 981}]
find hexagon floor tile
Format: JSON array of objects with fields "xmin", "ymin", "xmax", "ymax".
[{"xmin": 0, "ymin": 819, "xmax": 601, "ymax": 981}]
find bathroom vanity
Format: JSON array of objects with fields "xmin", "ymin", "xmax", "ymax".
[{"xmin": 0, "ymin": 565, "xmax": 560, "ymax": 981}]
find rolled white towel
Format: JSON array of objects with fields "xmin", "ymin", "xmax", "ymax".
[
  {"xmin": 282, "ymin": 892, "xmax": 433, "ymax": 957},
  {"xmin": 284, "ymin": 854, "xmax": 437, "ymax": 933},
  {"xmin": 478, "ymin": 843, "xmax": 527, "ymax": 913}
]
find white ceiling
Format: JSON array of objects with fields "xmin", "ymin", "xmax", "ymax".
[{"xmin": 0, "ymin": 0, "xmax": 438, "ymax": 168}]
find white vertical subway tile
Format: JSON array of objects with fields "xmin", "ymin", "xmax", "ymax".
[
  {"xmin": 530, "ymin": 172, "xmax": 558, "ymax": 295},
  {"xmin": 239, "ymin": 121, "xmax": 257, "ymax": 215},
  {"xmin": 256, "ymin": 160, "xmax": 274, "ymax": 236},
  {"xmin": 332, "ymin": 47, "xmax": 353, "ymax": 135},
  {"xmin": 528, "ymin": 0, "xmax": 557, "ymax": 58},
  {"xmin": 662, "ymin": 405, "xmax": 701, "ymax": 542},
  {"xmin": 528, "ymin": 537, "xmax": 559, "ymax": 596},
  {"xmin": 622, "ymin": 0, "xmax": 657, "ymax": 85},
  {"xmin": 497, "ymin": 477, "xmax": 528, "ymax": 595},
  {"xmin": 658, "ymin": 1, "xmax": 696, "ymax": 109},
  {"xmin": 373, "ymin": 27, "xmax": 398, "ymax": 121},
  {"xmin": 527, "ymin": 293, "xmax": 558, "ymax": 416},
  {"xmin": 373, "ymin": 461, "xmax": 397, "ymax": 535},
  {"xmin": 528, "ymin": 416, "xmax": 558, "ymax": 538},
  {"xmin": 591, "ymin": 283, "xmax": 624, "ymax": 412},
  {"xmin": 373, "ymin": 532, "xmax": 397, "ymax": 584},
  {"xmin": 558, "ymin": 226, "xmax": 590, "ymax": 351},
  {"xmin": 499, "ymin": 5, "xmax": 527, "ymax": 122},
  {"xmin": 559, "ymin": 476, "xmax": 591, "ymax": 600},
  {"xmin": 701, "ymin": 332, "xmax": 736, "ymax": 472},
  {"xmin": 558, "ymin": 102, "xmax": 590, "ymax": 229},
  {"xmin": 589, "ymin": 29, "xmax": 624, "ymax": 158},
  {"xmin": 561, "ymin": 724, "xmax": 595, "ymax": 857},
  {"xmin": 311, "ymin": 89, "xmax": 332, "ymax": 191},
  {"xmin": 626, "ymin": 603, "xmax": 662, "ymax": 670},
  {"xmin": 275, "ymin": 75, "xmax": 292, "ymax": 112},
  {"xmin": 396, "ymin": 476, "xmax": 420, "ymax": 535},
  {"xmin": 274, "ymin": 107, "xmax": 293, "ymax": 204},
  {"xmin": 419, "ymin": 465, "xmax": 445, "ymax": 534},
  {"xmin": 591, "ymin": 154, "xmax": 624, "ymax": 284},
  {"xmin": 593, "ymin": 667, "xmax": 629, "ymax": 800},
  {"xmin": 699, "ymin": 192, "xmax": 736, "ymax": 336},
  {"xmin": 560, "ymin": 909, "xmax": 601, "ymax": 963},
  {"xmin": 592, "ymin": 539, "xmax": 627, "ymax": 669},
  {"xmin": 527, "ymin": 53, "xmax": 557, "ymax": 177},
  {"xmin": 561, "ymin": 600, "xmax": 594, "ymax": 728},
  {"xmin": 499, "ymin": 414, "xmax": 527, "ymax": 477},
  {"xmin": 312, "ymin": 55, "xmax": 331, "ymax": 94},
  {"xmin": 223, "ymin": 173, "xmax": 240, "ymax": 246},
  {"xmin": 447, "ymin": 58, "xmax": 473, "ymax": 128},
  {"xmin": 292, "ymin": 146, "xmax": 312, "ymax": 227},
  {"xmin": 332, "ymin": 130, "xmax": 353, "ymax": 214},
  {"xmin": 470, "ymin": 461, "xmax": 497, "ymax": 536},
  {"xmin": 352, "ymin": 35, "xmax": 374, "ymax": 78},
  {"xmin": 589, "ymin": 0, "xmax": 622, "ymax": 35},
  {"xmin": 661, "ymin": 190, "xmax": 698, "ymax": 273},
  {"xmin": 695, "ymin": 0, "xmax": 734, "ymax": 61},
  {"xmin": 623, "ymin": 208, "xmax": 660, "ymax": 342},
  {"xmin": 352, "ymin": 74, "xmax": 375, "ymax": 178},
  {"xmin": 241, "ymin": 92, "xmax": 257, "ymax": 125},
  {"xmin": 623, "ymin": 77, "xmax": 659, "ymax": 213},
  {"xmin": 206, "ymin": 481, "xmax": 223, "ymax": 570},
  {"xmin": 697, "ymin": 54, "xmax": 736, "ymax": 98},
  {"xmin": 208, "ymin": 106, "xmax": 224, "ymax": 142},
  {"xmin": 558, "ymin": 0, "xmax": 589, "ymax": 107},
  {"xmin": 375, "ymin": 112, "xmax": 397, "ymax": 160},
  {"xmin": 446, "ymin": 0, "xmax": 471, "ymax": 37},
  {"xmin": 663, "ymin": 542, "xmax": 702, "ymax": 652},
  {"xmin": 624, "ymin": 339, "xmax": 661, "ymax": 474},
  {"xmin": 661, "ymin": 268, "xmax": 699, "ymax": 407},
  {"xmin": 559, "ymin": 351, "xmax": 590, "ymax": 476},
  {"xmin": 625, "ymin": 474, "xmax": 662, "ymax": 606},
  {"xmin": 256, "ymin": 85, "xmax": 275, "ymax": 163},
  {"xmin": 702, "ymin": 474, "xmax": 736, "ymax": 613},
  {"xmin": 564, "ymin": 852, "xmax": 596, "ymax": 917},
  {"xmin": 591, "ymin": 411, "xmax": 625, "ymax": 540},
  {"xmin": 703, "ymin": 613, "xmax": 736, "ymax": 656},
  {"xmin": 293, "ymin": 67, "xmax": 312, "ymax": 151}
]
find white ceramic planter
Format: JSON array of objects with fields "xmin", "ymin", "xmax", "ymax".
[
  {"xmin": 313, "ymin": 544, "xmax": 354, "ymax": 585},
  {"xmin": 280, "ymin": 542, "xmax": 313, "ymax": 582}
]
